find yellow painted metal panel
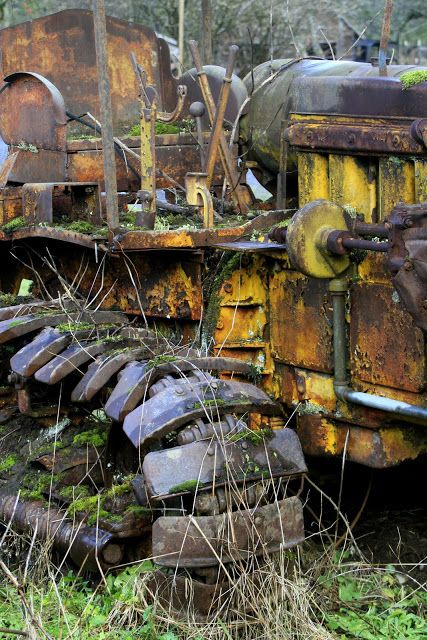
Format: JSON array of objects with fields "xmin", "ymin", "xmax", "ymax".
[
  {"xmin": 329, "ymin": 155, "xmax": 377, "ymax": 222},
  {"xmin": 414, "ymin": 159, "xmax": 427, "ymax": 203},
  {"xmin": 297, "ymin": 153, "xmax": 329, "ymax": 206},
  {"xmin": 379, "ymin": 157, "xmax": 415, "ymax": 219}
]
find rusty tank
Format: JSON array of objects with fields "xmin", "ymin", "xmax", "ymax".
[{"xmin": 0, "ymin": 7, "xmax": 426, "ymax": 611}]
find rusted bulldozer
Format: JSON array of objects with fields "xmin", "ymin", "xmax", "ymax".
[{"xmin": 0, "ymin": 7, "xmax": 426, "ymax": 612}]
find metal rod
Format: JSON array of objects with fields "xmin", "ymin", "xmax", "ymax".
[
  {"xmin": 92, "ymin": 0, "xmax": 119, "ymax": 231},
  {"xmin": 342, "ymin": 237, "xmax": 389, "ymax": 252},
  {"xmin": 336, "ymin": 387, "xmax": 427, "ymax": 422},
  {"xmin": 379, "ymin": 0, "xmax": 393, "ymax": 77},
  {"xmin": 205, "ymin": 45, "xmax": 239, "ymax": 187},
  {"xmin": 330, "ymin": 278, "xmax": 427, "ymax": 424},
  {"xmin": 354, "ymin": 221, "xmax": 388, "ymax": 237}
]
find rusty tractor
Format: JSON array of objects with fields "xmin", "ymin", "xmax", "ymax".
[{"xmin": 0, "ymin": 7, "xmax": 426, "ymax": 612}]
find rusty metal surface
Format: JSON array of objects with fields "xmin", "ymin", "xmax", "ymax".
[
  {"xmin": 112, "ymin": 210, "xmax": 288, "ymax": 251},
  {"xmin": 143, "ymin": 427, "xmax": 307, "ymax": 498},
  {"xmin": 0, "ymin": 151, "xmax": 19, "ymax": 188},
  {"xmin": 0, "ymin": 9, "xmax": 178, "ymax": 128},
  {"xmin": 205, "ymin": 45, "xmax": 239, "ymax": 188},
  {"xmin": 123, "ymin": 379, "xmax": 282, "ymax": 448},
  {"xmin": 240, "ymin": 58, "xmax": 427, "ymax": 174},
  {"xmin": 297, "ymin": 415, "xmax": 427, "ymax": 468},
  {"xmin": 350, "ymin": 282, "xmax": 425, "ymax": 393},
  {"xmin": 0, "ymin": 494, "xmax": 122, "ymax": 571},
  {"xmin": 269, "ymin": 270, "xmax": 333, "ymax": 373},
  {"xmin": 66, "ymin": 134, "xmax": 229, "ymax": 192},
  {"xmin": 0, "ymin": 72, "xmax": 66, "ymax": 150},
  {"xmin": 286, "ymin": 117, "xmax": 425, "ymax": 155},
  {"xmin": 387, "ymin": 203, "xmax": 427, "ymax": 331},
  {"xmin": 93, "ymin": 0, "xmax": 119, "ymax": 230},
  {"xmin": 152, "ymin": 496, "xmax": 304, "ymax": 567},
  {"xmin": 0, "ymin": 225, "xmax": 104, "ymax": 249}
]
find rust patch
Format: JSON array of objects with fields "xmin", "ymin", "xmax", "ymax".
[
  {"xmin": 270, "ymin": 270, "xmax": 333, "ymax": 372},
  {"xmin": 350, "ymin": 282, "xmax": 425, "ymax": 393}
]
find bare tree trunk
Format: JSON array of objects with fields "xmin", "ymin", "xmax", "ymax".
[{"xmin": 201, "ymin": 0, "xmax": 213, "ymax": 64}]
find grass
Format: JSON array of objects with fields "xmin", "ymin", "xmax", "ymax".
[
  {"xmin": 0, "ymin": 472, "xmax": 425, "ymax": 640},
  {"xmin": 0, "ymin": 535, "xmax": 425, "ymax": 639}
]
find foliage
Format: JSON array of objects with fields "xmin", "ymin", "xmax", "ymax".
[{"xmin": 322, "ymin": 561, "xmax": 427, "ymax": 639}]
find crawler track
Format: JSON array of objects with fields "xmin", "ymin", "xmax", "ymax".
[{"xmin": 0, "ymin": 297, "xmax": 306, "ymax": 610}]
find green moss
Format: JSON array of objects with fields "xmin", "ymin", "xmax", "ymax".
[
  {"xmin": 2, "ymin": 216, "xmax": 27, "ymax": 234},
  {"xmin": 67, "ymin": 495, "xmax": 100, "ymax": 519},
  {"xmin": 145, "ymin": 354, "xmax": 177, "ymax": 371},
  {"xmin": 0, "ymin": 293, "xmax": 18, "ymax": 306},
  {"xmin": 56, "ymin": 322, "xmax": 94, "ymax": 333},
  {"xmin": 59, "ymin": 484, "xmax": 90, "ymax": 501},
  {"xmin": 227, "ymin": 428, "xmax": 273, "ymax": 445},
  {"xmin": 21, "ymin": 472, "xmax": 58, "ymax": 500},
  {"xmin": 67, "ymin": 220, "xmax": 96, "ymax": 234},
  {"xmin": 128, "ymin": 121, "xmax": 188, "ymax": 137},
  {"xmin": 0, "ymin": 454, "xmax": 17, "ymax": 472},
  {"xmin": 105, "ymin": 480, "xmax": 133, "ymax": 499},
  {"xmin": 72, "ymin": 428, "xmax": 108, "ymax": 448},
  {"xmin": 193, "ymin": 398, "xmax": 226, "ymax": 410},
  {"xmin": 7, "ymin": 319, "xmax": 25, "ymax": 328},
  {"xmin": 168, "ymin": 479, "xmax": 199, "ymax": 494},
  {"xmin": 203, "ymin": 253, "xmax": 242, "ymax": 343},
  {"xmin": 154, "ymin": 122, "xmax": 181, "ymax": 135},
  {"xmin": 400, "ymin": 70, "xmax": 427, "ymax": 90},
  {"xmin": 127, "ymin": 124, "xmax": 140, "ymax": 137}
]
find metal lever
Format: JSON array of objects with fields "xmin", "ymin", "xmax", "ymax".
[
  {"xmin": 189, "ymin": 101, "xmax": 206, "ymax": 168},
  {"xmin": 205, "ymin": 44, "xmax": 239, "ymax": 189}
]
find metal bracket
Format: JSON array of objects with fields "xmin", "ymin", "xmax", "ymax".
[{"xmin": 185, "ymin": 172, "xmax": 214, "ymax": 228}]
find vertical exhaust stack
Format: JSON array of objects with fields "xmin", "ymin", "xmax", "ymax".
[{"xmin": 92, "ymin": 0, "xmax": 119, "ymax": 232}]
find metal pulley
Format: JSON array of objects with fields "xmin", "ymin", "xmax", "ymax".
[{"xmin": 286, "ymin": 199, "xmax": 351, "ymax": 278}]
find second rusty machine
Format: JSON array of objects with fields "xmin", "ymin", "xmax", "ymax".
[{"xmin": 0, "ymin": 5, "xmax": 425, "ymax": 611}]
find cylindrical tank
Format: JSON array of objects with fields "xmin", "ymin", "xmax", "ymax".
[{"xmin": 240, "ymin": 58, "xmax": 427, "ymax": 176}]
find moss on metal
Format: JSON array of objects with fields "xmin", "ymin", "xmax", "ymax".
[{"xmin": 400, "ymin": 70, "xmax": 427, "ymax": 90}]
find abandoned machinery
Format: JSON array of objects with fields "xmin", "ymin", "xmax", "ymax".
[{"xmin": 0, "ymin": 8, "xmax": 426, "ymax": 611}]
